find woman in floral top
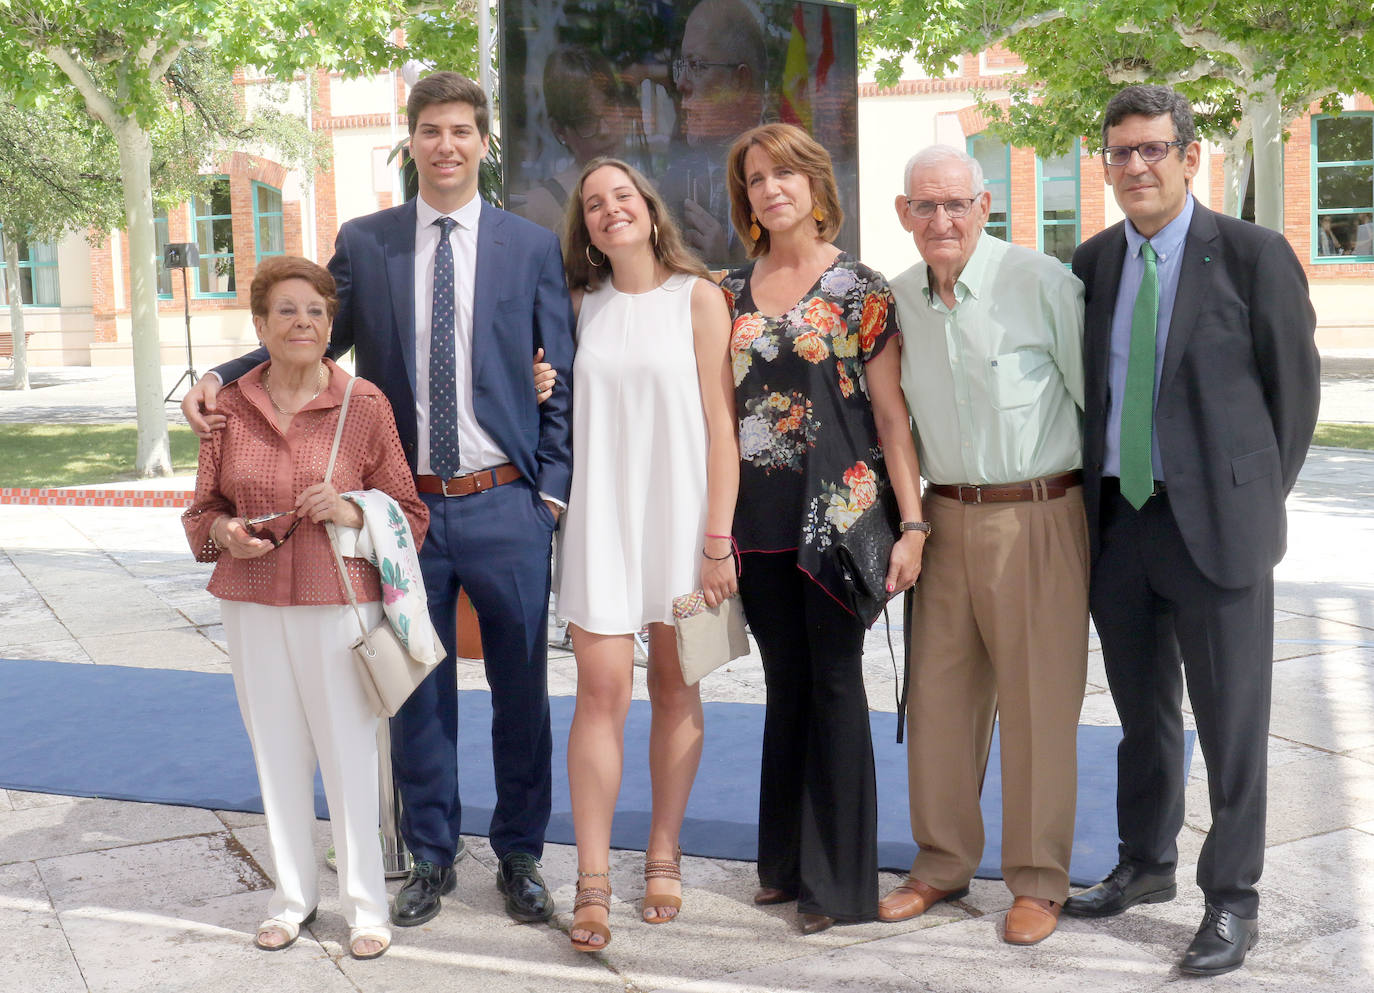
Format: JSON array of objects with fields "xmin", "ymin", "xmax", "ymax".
[{"xmin": 720, "ymin": 123, "xmax": 926, "ymax": 933}]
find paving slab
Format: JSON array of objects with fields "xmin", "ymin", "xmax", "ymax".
[{"xmin": 0, "ymin": 796, "xmax": 224, "ymax": 865}]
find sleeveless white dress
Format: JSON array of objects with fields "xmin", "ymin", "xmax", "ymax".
[{"xmin": 556, "ymin": 273, "xmax": 709, "ymax": 634}]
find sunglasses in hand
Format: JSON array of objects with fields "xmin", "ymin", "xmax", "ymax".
[{"xmin": 243, "ymin": 510, "xmax": 303, "ymax": 548}]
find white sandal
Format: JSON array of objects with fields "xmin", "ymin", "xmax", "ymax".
[
  {"xmin": 255, "ymin": 908, "xmax": 317, "ymax": 951},
  {"xmin": 349, "ymin": 925, "xmax": 392, "ymax": 960}
]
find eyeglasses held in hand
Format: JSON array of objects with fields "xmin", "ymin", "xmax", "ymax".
[
  {"xmin": 1101, "ymin": 140, "xmax": 1187, "ymax": 166},
  {"xmin": 243, "ymin": 511, "xmax": 303, "ymax": 549},
  {"xmin": 903, "ymin": 197, "xmax": 978, "ymax": 219}
]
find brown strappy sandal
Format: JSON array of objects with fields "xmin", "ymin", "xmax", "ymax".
[
  {"xmin": 642, "ymin": 851, "xmax": 683, "ymax": 924},
  {"xmin": 570, "ymin": 870, "xmax": 611, "ymax": 952}
]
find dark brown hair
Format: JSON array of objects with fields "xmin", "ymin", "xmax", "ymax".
[
  {"xmin": 406, "ymin": 71, "xmax": 489, "ymax": 138},
  {"xmin": 249, "ymin": 256, "xmax": 338, "ymax": 320},
  {"xmin": 726, "ymin": 123, "xmax": 842, "ymax": 258},
  {"xmin": 562, "ymin": 157, "xmax": 709, "ymax": 292},
  {"xmin": 1101, "ymin": 85, "xmax": 1196, "ymax": 155}
]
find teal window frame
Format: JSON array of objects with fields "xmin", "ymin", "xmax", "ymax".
[
  {"xmin": 191, "ymin": 176, "xmax": 237, "ymax": 298},
  {"xmin": 1036, "ymin": 144, "xmax": 1081, "ymax": 265},
  {"xmin": 252, "ymin": 182, "xmax": 285, "ymax": 262},
  {"xmin": 967, "ymin": 133, "xmax": 1011, "ymax": 242},
  {"xmin": 153, "ymin": 207, "xmax": 173, "ymax": 300},
  {"xmin": 0, "ymin": 228, "xmax": 61, "ymax": 307},
  {"xmin": 1311, "ymin": 112, "xmax": 1374, "ymax": 263}
]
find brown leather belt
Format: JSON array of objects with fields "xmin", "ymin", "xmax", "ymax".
[
  {"xmin": 416, "ymin": 463, "xmax": 522, "ymax": 497},
  {"xmin": 927, "ymin": 470, "xmax": 1082, "ymax": 504}
]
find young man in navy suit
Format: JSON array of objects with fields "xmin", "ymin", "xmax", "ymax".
[
  {"xmin": 1064, "ymin": 85, "xmax": 1319, "ymax": 976},
  {"xmin": 183, "ymin": 72, "xmax": 575, "ymax": 927}
]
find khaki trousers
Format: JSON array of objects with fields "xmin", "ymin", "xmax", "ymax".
[{"xmin": 905, "ymin": 485, "xmax": 1089, "ymax": 901}]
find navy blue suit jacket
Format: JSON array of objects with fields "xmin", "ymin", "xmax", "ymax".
[
  {"xmin": 1074, "ymin": 203, "xmax": 1320, "ymax": 590},
  {"xmin": 215, "ymin": 199, "xmax": 575, "ymax": 501}
]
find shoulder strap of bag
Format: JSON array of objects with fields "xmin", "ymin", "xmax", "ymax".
[{"xmin": 322, "ymin": 377, "xmax": 373, "ymax": 649}]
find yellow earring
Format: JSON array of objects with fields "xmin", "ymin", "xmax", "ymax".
[
  {"xmin": 749, "ymin": 212, "xmax": 761, "ymax": 242},
  {"xmin": 813, "ymin": 205, "xmax": 824, "ymax": 224}
]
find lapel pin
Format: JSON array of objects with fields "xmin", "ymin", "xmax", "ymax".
[{"xmin": 1203, "ymin": 255, "xmax": 1212, "ymax": 263}]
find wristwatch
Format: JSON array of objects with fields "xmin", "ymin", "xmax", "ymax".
[{"xmin": 899, "ymin": 521, "xmax": 933, "ymax": 535}]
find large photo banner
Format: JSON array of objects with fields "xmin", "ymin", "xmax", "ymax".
[{"xmin": 499, "ymin": 0, "xmax": 859, "ymax": 269}]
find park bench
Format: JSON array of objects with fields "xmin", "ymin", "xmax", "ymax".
[{"xmin": 0, "ymin": 331, "xmax": 32, "ymax": 367}]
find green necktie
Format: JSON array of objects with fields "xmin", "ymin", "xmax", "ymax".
[{"xmin": 1120, "ymin": 241, "xmax": 1159, "ymax": 509}]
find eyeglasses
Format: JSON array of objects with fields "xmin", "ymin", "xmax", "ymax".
[
  {"xmin": 903, "ymin": 197, "xmax": 978, "ymax": 219},
  {"xmin": 243, "ymin": 511, "xmax": 303, "ymax": 549},
  {"xmin": 1101, "ymin": 141, "xmax": 1187, "ymax": 166},
  {"xmin": 671, "ymin": 56, "xmax": 739, "ymax": 84}
]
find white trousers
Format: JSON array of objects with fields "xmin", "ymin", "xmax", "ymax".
[{"xmin": 221, "ymin": 600, "xmax": 388, "ymax": 929}]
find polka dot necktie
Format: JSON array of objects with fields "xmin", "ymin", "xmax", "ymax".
[{"xmin": 430, "ymin": 216, "xmax": 460, "ymax": 479}]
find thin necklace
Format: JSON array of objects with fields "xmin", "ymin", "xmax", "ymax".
[{"xmin": 264, "ymin": 363, "xmax": 326, "ymax": 415}]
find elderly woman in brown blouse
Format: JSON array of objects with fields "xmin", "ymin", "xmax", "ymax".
[{"xmin": 183, "ymin": 256, "xmax": 427, "ymax": 960}]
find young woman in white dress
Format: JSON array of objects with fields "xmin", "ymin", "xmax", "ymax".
[{"xmin": 554, "ymin": 157, "xmax": 738, "ymax": 951}]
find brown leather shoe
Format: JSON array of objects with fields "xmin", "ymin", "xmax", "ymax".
[
  {"xmin": 754, "ymin": 886, "xmax": 797, "ymax": 905},
  {"xmin": 799, "ymin": 912, "xmax": 835, "ymax": 934},
  {"xmin": 1003, "ymin": 896, "xmax": 1061, "ymax": 945},
  {"xmin": 878, "ymin": 877, "xmax": 969, "ymax": 922}
]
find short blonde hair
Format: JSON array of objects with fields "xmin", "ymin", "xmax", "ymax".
[{"xmin": 726, "ymin": 123, "xmax": 843, "ymax": 258}]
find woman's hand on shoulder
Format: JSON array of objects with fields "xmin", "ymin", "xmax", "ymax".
[{"xmin": 296, "ymin": 482, "xmax": 363, "ymax": 528}]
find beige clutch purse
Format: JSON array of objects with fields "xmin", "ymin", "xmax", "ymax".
[{"xmin": 672, "ymin": 590, "xmax": 749, "ymax": 685}]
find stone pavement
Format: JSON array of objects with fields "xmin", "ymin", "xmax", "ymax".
[{"xmin": 2, "ymin": 371, "xmax": 1373, "ymax": 991}]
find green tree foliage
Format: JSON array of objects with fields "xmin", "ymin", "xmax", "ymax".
[
  {"xmin": 0, "ymin": 1, "xmax": 481, "ymax": 473},
  {"xmin": 0, "ymin": 99, "xmax": 125, "ymax": 389},
  {"xmin": 858, "ymin": 1, "xmax": 1374, "ymax": 231}
]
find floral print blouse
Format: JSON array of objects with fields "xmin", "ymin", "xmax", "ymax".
[{"xmin": 721, "ymin": 252, "xmax": 900, "ymax": 608}]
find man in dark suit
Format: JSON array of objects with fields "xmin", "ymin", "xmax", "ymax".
[
  {"xmin": 182, "ymin": 72, "xmax": 575, "ymax": 927},
  {"xmin": 1062, "ymin": 84, "xmax": 1319, "ymax": 976}
]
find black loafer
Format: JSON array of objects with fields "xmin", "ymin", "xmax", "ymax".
[
  {"xmin": 391, "ymin": 860, "xmax": 456, "ymax": 927},
  {"xmin": 1179, "ymin": 904, "xmax": 1258, "ymax": 976},
  {"xmin": 496, "ymin": 852, "xmax": 555, "ymax": 922},
  {"xmin": 1062, "ymin": 860, "xmax": 1176, "ymax": 918}
]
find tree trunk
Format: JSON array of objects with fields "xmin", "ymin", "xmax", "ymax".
[
  {"xmin": 3, "ymin": 230, "xmax": 30, "ymax": 390},
  {"xmin": 1220, "ymin": 136, "xmax": 1251, "ymax": 220},
  {"xmin": 112, "ymin": 119, "xmax": 172, "ymax": 476},
  {"xmin": 1247, "ymin": 79, "xmax": 1284, "ymax": 233}
]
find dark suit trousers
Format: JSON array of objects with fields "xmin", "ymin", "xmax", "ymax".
[
  {"xmin": 390, "ymin": 479, "xmax": 556, "ymax": 865},
  {"xmin": 738, "ymin": 550, "xmax": 879, "ymax": 922},
  {"xmin": 1091, "ymin": 481, "xmax": 1272, "ymax": 917}
]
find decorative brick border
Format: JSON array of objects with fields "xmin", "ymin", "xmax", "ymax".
[{"xmin": 0, "ymin": 489, "xmax": 192, "ymax": 508}]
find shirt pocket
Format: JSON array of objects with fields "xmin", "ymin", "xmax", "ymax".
[{"xmin": 988, "ymin": 350, "xmax": 1052, "ymax": 410}]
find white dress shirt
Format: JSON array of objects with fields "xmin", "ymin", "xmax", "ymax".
[{"xmin": 413, "ymin": 193, "xmax": 508, "ymax": 476}]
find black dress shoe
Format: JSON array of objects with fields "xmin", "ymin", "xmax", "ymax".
[
  {"xmin": 391, "ymin": 860, "xmax": 456, "ymax": 927},
  {"xmin": 497, "ymin": 852, "xmax": 555, "ymax": 922},
  {"xmin": 1062, "ymin": 860, "xmax": 1176, "ymax": 918},
  {"xmin": 1179, "ymin": 904, "xmax": 1259, "ymax": 976}
]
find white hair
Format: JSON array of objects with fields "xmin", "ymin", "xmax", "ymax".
[{"xmin": 902, "ymin": 145, "xmax": 986, "ymax": 195}]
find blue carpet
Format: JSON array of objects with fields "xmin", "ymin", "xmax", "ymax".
[{"xmin": 0, "ymin": 658, "xmax": 1190, "ymax": 885}]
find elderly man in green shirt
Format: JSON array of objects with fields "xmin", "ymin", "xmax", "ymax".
[{"xmin": 877, "ymin": 145, "xmax": 1088, "ymax": 946}]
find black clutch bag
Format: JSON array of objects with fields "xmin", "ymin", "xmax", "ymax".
[{"xmin": 832, "ymin": 482, "xmax": 899, "ymax": 628}]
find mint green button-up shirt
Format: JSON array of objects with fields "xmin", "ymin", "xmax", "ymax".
[{"xmin": 891, "ymin": 233, "xmax": 1085, "ymax": 487}]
